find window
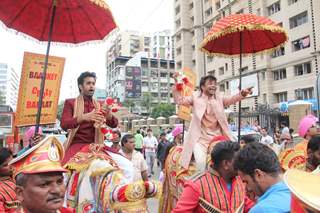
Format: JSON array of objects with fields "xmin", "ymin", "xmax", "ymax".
[
  {"xmin": 177, "ymin": 61, "xmax": 182, "ymax": 69},
  {"xmin": 288, "ymin": 0, "xmax": 300, "ymax": 5},
  {"xmin": 294, "ymin": 62, "xmax": 311, "ymax": 76},
  {"xmin": 159, "ymin": 48, "xmax": 165, "ymax": 58},
  {"xmin": 240, "ymin": 66, "xmax": 248, "ymax": 72},
  {"xmin": 275, "ymin": 92, "xmax": 288, "ymax": 102},
  {"xmin": 267, "ymin": 1, "xmax": 280, "ymax": 16},
  {"xmin": 289, "ymin": 11, "xmax": 308, "ymax": 29},
  {"xmin": 219, "ymin": 67, "xmax": 224, "ymax": 75},
  {"xmin": 142, "ymin": 82, "xmax": 148, "ymax": 87},
  {"xmin": 205, "ymin": 8, "xmax": 212, "ymax": 17},
  {"xmin": 273, "ymin": 68, "xmax": 287, "ymax": 80},
  {"xmin": 160, "ymin": 73, "xmax": 167, "ymax": 78},
  {"xmin": 175, "ymin": 5, "xmax": 180, "ymax": 15},
  {"xmin": 236, "ymin": 9, "xmax": 244, "ymax": 14},
  {"xmin": 142, "ymin": 68, "xmax": 149, "ymax": 76},
  {"xmin": 256, "ymin": 8, "xmax": 261, "ymax": 16},
  {"xmin": 295, "ymin": 88, "xmax": 314, "ymax": 99},
  {"xmin": 226, "ymin": 81, "xmax": 229, "ymax": 90},
  {"xmin": 215, "ymin": 1, "xmax": 221, "ymax": 9},
  {"xmin": 176, "ymin": 47, "xmax": 181, "ymax": 55},
  {"xmin": 189, "ymin": 2, "xmax": 194, "ymax": 10},
  {"xmin": 219, "ymin": 84, "xmax": 225, "ymax": 92},
  {"xmin": 292, "ymin": 36, "xmax": 310, "ymax": 51},
  {"xmin": 175, "ymin": 19, "xmax": 181, "ymax": 28},
  {"xmin": 207, "ymin": 56, "xmax": 213, "ymax": 62},
  {"xmin": 263, "ymin": 93, "xmax": 267, "ymax": 104},
  {"xmin": 176, "ymin": 33, "xmax": 181, "ymax": 42},
  {"xmin": 208, "ymin": 70, "xmax": 215, "ymax": 76},
  {"xmin": 225, "ymin": 63, "xmax": 228, "ymax": 71},
  {"xmin": 159, "ymin": 36, "xmax": 165, "ymax": 46},
  {"xmin": 271, "ymin": 47, "xmax": 285, "ymax": 58},
  {"xmin": 261, "ymin": 72, "xmax": 266, "ymax": 80}
]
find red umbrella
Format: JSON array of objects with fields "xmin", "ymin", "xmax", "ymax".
[
  {"xmin": 0, "ymin": 0, "xmax": 117, "ymax": 134},
  {"xmin": 200, "ymin": 13, "xmax": 288, "ymax": 141}
]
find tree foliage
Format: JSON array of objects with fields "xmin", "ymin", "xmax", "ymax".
[{"xmin": 151, "ymin": 103, "xmax": 175, "ymax": 118}]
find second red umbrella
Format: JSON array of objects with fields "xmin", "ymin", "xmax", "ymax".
[{"xmin": 200, "ymin": 13, "xmax": 288, "ymax": 142}]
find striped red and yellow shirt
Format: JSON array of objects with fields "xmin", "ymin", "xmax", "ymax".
[{"xmin": 0, "ymin": 176, "xmax": 20, "ymax": 212}]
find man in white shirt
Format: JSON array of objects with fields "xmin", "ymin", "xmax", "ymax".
[
  {"xmin": 119, "ymin": 134, "xmax": 148, "ymax": 181},
  {"xmin": 143, "ymin": 129, "xmax": 158, "ymax": 177},
  {"xmin": 260, "ymin": 127, "xmax": 274, "ymax": 146},
  {"xmin": 281, "ymin": 122, "xmax": 290, "ymax": 135}
]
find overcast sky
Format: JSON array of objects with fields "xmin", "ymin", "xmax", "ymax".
[{"xmin": 0, "ymin": 0, "xmax": 174, "ymax": 101}]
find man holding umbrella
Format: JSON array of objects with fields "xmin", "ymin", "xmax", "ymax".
[
  {"xmin": 61, "ymin": 72, "xmax": 118, "ymax": 164},
  {"xmin": 172, "ymin": 75, "xmax": 252, "ymax": 170}
]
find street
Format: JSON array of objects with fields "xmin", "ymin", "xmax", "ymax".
[{"xmin": 147, "ymin": 161, "xmax": 161, "ymax": 213}]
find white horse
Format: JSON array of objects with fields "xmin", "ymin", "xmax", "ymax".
[{"xmin": 64, "ymin": 144, "xmax": 161, "ymax": 213}]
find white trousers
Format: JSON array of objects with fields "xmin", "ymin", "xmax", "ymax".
[{"xmin": 193, "ymin": 143, "xmax": 208, "ymax": 172}]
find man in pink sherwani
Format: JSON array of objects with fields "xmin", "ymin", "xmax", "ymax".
[{"xmin": 173, "ymin": 75, "xmax": 252, "ymax": 170}]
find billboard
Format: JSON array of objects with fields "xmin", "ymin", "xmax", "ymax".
[
  {"xmin": 230, "ymin": 73, "xmax": 259, "ymax": 97},
  {"xmin": 15, "ymin": 52, "xmax": 65, "ymax": 126},
  {"xmin": 125, "ymin": 66, "xmax": 141, "ymax": 98}
]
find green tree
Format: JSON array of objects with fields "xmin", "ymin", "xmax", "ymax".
[
  {"xmin": 56, "ymin": 101, "xmax": 65, "ymax": 120},
  {"xmin": 151, "ymin": 103, "xmax": 175, "ymax": 118}
]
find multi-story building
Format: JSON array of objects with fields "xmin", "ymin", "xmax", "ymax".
[
  {"xmin": 106, "ymin": 30, "xmax": 152, "ymax": 66},
  {"xmin": 174, "ymin": 0, "xmax": 320, "ymax": 114},
  {"xmin": 0, "ymin": 63, "xmax": 20, "ymax": 110},
  {"xmin": 106, "ymin": 56, "xmax": 175, "ymax": 115},
  {"xmin": 152, "ymin": 30, "xmax": 174, "ymax": 60}
]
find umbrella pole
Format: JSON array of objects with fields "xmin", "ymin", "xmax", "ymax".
[
  {"xmin": 237, "ymin": 32, "xmax": 243, "ymax": 143},
  {"xmin": 35, "ymin": 1, "xmax": 57, "ymax": 135}
]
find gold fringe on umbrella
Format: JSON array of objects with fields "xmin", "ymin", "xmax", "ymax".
[{"xmin": 200, "ymin": 23, "xmax": 288, "ymax": 56}]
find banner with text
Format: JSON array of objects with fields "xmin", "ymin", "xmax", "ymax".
[
  {"xmin": 15, "ymin": 52, "xmax": 65, "ymax": 126},
  {"xmin": 178, "ymin": 67, "xmax": 197, "ymax": 121}
]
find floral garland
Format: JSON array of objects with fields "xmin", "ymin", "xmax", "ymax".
[
  {"xmin": 174, "ymin": 71, "xmax": 190, "ymax": 91},
  {"xmin": 97, "ymin": 97, "xmax": 122, "ymax": 140}
]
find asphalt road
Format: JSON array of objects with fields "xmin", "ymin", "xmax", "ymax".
[{"xmin": 147, "ymin": 161, "xmax": 161, "ymax": 213}]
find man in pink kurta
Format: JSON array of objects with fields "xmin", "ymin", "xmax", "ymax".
[{"xmin": 173, "ymin": 75, "xmax": 252, "ymax": 170}]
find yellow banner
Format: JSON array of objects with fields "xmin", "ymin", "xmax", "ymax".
[
  {"xmin": 15, "ymin": 52, "xmax": 65, "ymax": 126},
  {"xmin": 178, "ymin": 67, "xmax": 197, "ymax": 121}
]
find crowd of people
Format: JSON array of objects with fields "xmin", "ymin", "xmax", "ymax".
[{"xmin": 0, "ymin": 72, "xmax": 319, "ymax": 212}]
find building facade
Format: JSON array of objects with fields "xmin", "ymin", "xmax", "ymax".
[
  {"xmin": 152, "ymin": 30, "xmax": 174, "ymax": 60},
  {"xmin": 106, "ymin": 56, "xmax": 175, "ymax": 115},
  {"xmin": 174, "ymin": 0, "xmax": 320, "ymax": 113},
  {"xmin": 106, "ymin": 30, "xmax": 152, "ymax": 66},
  {"xmin": 0, "ymin": 63, "xmax": 20, "ymax": 110}
]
